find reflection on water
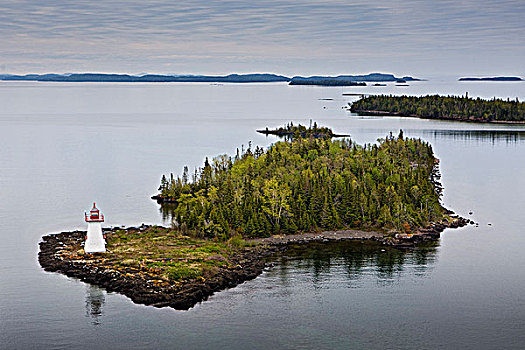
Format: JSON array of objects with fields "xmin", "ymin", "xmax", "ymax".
[
  {"xmin": 85, "ymin": 285, "xmax": 105, "ymax": 326},
  {"xmin": 270, "ymin": 240, "xmax": 438, "ymax": 287},
  {"xmin": 422, "ymin": 129, "xmax": 525, "ymax": 144},
  {"xmin": 159, "ymin": 203, "xmax": 177, "ymax": 224},
  {"xmin": 158, "ymin": 201, "xmax": 438, "ymax": 285}
]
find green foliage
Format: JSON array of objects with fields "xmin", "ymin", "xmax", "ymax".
[
  {"xmin": 226, "ymin": 234, "xmax": 246, "ymax": 249},
  {"xmin": 351, "ymin": 94, "xmax": 525, "ymax": 122},
  {"xmin": 107, "ymin": 227, "xmax": 232, "ymax": 282},
  {"xmin": 157, "ymin": 128, "xmax": 445, "ymax": 238},
  {"xmin": 165, "ymin": 264, "xmax": 202, "ymax": 281},
  {"xmin": 259, "ymin": 122, "xmax": 346, "ymax": 139}
]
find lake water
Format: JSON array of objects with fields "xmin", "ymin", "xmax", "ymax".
[{"xmin": 1, "ymin": 80, "xmax": 524, "ymax": 349}]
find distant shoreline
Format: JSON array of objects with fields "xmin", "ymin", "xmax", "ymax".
[
  {"xmin": 0, "ymin": 72, "xmax": 419, "ymax": 84},
  {"xmin": 0, "ymin": 73, "xmax": 290, "ymax": 83}
]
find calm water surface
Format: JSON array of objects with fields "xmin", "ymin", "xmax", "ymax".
[{"xmin": 1, "ymin": 80, "xmax": 524, "ymax": 349}]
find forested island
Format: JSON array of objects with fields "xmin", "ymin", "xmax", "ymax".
[
  {"xmin": 350, "ymin": 95, "xmax": 525, "ymax": 123},
  {"xmin": 155, "ymin": 125, "xmax": 453, "ymax": 236},
  {"xmin": 257, "ymin": 122, "xmax": 349, "ymax": 138},
  {"xmin": 40, "ymin": 124, "xmax": 470, "ymax": 310}
]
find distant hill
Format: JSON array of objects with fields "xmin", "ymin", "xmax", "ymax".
[
  {"xmin": 0, "ymin": 73, "xmax": 291, "ymax": 83},
  {"xmin": 289, "ymin": 73, "xmax": 419, "ymax": 86},
  {"xmin": 0, "ymin": 72, "xmax": 420, "ymax": 84},
  {"xmin": 459, "ymin": 76, "xmax": 523, "ymax": 81}
]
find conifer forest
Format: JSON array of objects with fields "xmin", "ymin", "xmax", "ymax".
[
  {"xmin": 351, "ymin": 95, "xmax": 525, "ymax": 122},
  {"xmin": 156, "ymin": 125, "xmax": 446, "ymax": 239}
]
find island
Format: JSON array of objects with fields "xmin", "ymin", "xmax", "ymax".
[
  {"xmin": 1, "ymin": 73, "xmax": 290, "ymax": 83},
  {"xmin": 256, "ymin": 122, "xmax": 349, "ymax": 139},
  {"xmin": 459, "ymin": 76, "xmax": 523, "ymax": 81},
  {"xmin": 289, "ymin": 79, "xmax": 366, "ymax": 86},
  {"xmin": 350, "ymin": 94, "xmax": 525, "ymax": 123},
  {"xmin": 289, "ymin": 73, "xmax": 419, "ymax": 86},
  {"xmin": 39, "ymin": 124, "xmax": 471, "ymax": 310}
]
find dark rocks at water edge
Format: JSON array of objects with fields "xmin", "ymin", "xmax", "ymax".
[
  {"xmin": 38, "ymin": 217, "xmax": 471, "ymax": 310},
  {"xmin": 151, "ymin": 194, "xmax": 177, "ymax": 204},
  {"xmin": 387, "ymin": 215, "xmax": 473, "ymax": 248}
]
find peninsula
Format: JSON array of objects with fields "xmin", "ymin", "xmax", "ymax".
[
  {"xmin": 350, "ymin": 94, "xmax": 525, "ymax": 123},
  {"xmin": 39, "ymin": 124, "xmax": 471, "ymax": 310}
]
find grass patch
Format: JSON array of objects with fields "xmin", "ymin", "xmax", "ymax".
[{"xmin": 103, "ymin": 226, "xmax": 242, "ymax": 282}]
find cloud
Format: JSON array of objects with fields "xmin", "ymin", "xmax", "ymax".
[{"xmin": 0, "ymin": 0, "xmax": 523, "ymax": 75}]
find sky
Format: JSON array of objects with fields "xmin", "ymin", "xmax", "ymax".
[{"xmin": 1, "ymin": 0, "xmax": 524, "ymax": 77}]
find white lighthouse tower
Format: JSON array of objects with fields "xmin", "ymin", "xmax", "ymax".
[{"xmin": 84, "ymin": 202, "xmax": 106, "ymax": 253}]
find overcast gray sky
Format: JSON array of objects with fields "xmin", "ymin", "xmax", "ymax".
[{"xmin": 1, "ymin": 0, "xmax": 524, "ymax": 77}]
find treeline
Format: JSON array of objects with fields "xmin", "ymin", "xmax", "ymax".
[
  {"xmin": 156, "ymin": 129, "xmax": 445, "ymax": 239},
  {"xmin": 289, "ymin": 78, "xmax": 366, "ymax": 86},
  {"xmin": 351, "ymin": 95, "xmax": 525, "ymax": 122}
]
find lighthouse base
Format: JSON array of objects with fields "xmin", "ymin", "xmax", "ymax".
[{"xmin": 85, "ymin": 222, "xmax": 106, "ymax": 253}]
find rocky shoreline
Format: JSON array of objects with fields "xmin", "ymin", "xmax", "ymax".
[
  {"xmin": 39, "ymin": 228, "xmax": 283, "ymax": 310},
  {"xmin": 38, "ymin": 216, "xmax": 471, "ymax": 310},
  {"xmin": 151, "ymin": 194, "xmax": 177, "ymax": 204}
]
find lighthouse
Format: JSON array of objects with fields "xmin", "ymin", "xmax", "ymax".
[{"xmin": 84, "ymin": 202, "xmax": 106, "ymax": 253}]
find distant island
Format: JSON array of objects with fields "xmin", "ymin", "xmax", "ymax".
[
  {"xmin": 289, "ymin": 79, "xmax": 367, "ymax": 86},
  {"xmin": 459, "ymin": 77, "xmax": 523, "ymax": 81},
  {"xmin": 351, "ymin": 94, "xmax": 525, "ymax": 123},
  {"xmin": 289, "ymin": 73, "xmax": 419, "ymax": 86},
  {"xmin": 0, "ymin": 73, "xmax": 290, "ymax": 83},
  {"xmin": 1, "ymin": 72, "xmax": 419, "ymax": 84}
]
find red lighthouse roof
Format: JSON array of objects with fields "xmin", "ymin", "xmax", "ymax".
[{"xmin": 85, "ymin": 202, "xmax": 104, "ymax": 222}]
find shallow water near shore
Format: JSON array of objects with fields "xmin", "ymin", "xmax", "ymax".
[{"xmin": 1, "ymin": 80, "xmax": 525, "ymax": 349}]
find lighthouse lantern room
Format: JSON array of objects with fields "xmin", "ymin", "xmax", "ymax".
[{"xmin": 84, "ymin": 202, "xmax": 106, "ymax": 253}]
